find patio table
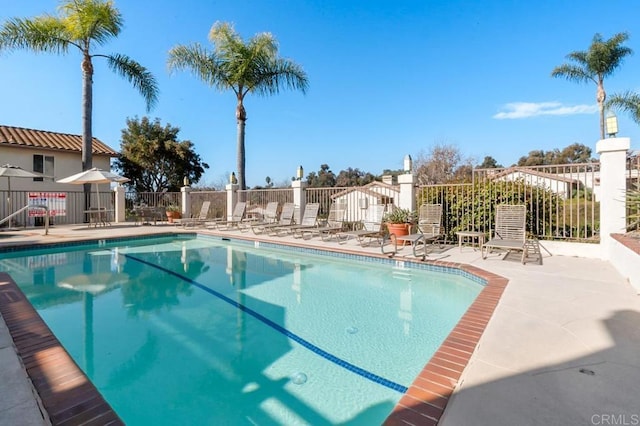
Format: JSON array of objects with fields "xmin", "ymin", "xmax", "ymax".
[{"xmin": 84, "ymin": 208, "xmax": 113, "ymax": 227}]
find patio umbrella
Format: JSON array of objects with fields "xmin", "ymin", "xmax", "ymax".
[
  {"xmin": 57, "ymin": 167, "xmax": 129, "ymax": 212},
  {"xmin": 0, "ymin": 164, "xmax": 43, "ymax": 229}
]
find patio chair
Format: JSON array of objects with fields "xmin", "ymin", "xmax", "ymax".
[
  {"xmin": 299, "ymin": 201, "xmax": 347, "ymax": 240},
  {"xmin": 252, "ymin": 202, "xmax": 295, "ymax": 235},
  {"xmin": 239, "ymin": 201, "xmax": 279, "ymax": 232},
  {"xmin": 275, "ymin": 203, "xmax": 321, "ymax": 237},
  {"xmin": 382, "ymin": 204, "xmax": 444, "ymax": 260},
  {"xmin": 208, "ymin": 201, "xmax": 246, "ymax": 230},
  {"xmin": 177, "ymin": 201, "xmax": 211, "ymax": 228},
  {"xmin": 336, "ymin": 204, "xmax": 386, "ymax": 246},
  {"xmin": 481, "ymin": 204, "xmax": 530, "ymax": 264}
]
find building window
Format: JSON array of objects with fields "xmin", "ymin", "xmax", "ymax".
[{"xmin": 33, "ymin": 155, "xmax": 54, "ymax": 182}]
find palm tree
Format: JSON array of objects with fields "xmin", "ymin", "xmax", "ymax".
[
  {"xmin": 607, "ymin": 91, "xmax": 640, "ymax": 125},
  {"xmin": 167, "ymin": 21, "xmax": 308, "ymax": 190},
  {"xmin": 0, "ymin": 0, "xmax": 158, "ymax": 200},
  {"xmin": 551, "ymin": 32, "xmax": 632, "ymax": 139}
]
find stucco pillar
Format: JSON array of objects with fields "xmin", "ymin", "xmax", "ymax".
[
  {"xmin": 292, "ymin": 179, "xmax": 307, "ymax": 224},
  {"xmin": 398, "ymin": 172, "xmax": 416, "ymax": 211},
  {"xmin": 596, "ymin": 137, "xmax": 630, "ymax": 260},
  {"xmin": 226, "ymin": 183, "xmax": 239, "ymax": 220},
  {"xmin": 181, "ymin": 185, "xmax": 192, "ymax": 218},
  {"xmin": 114, "ymin": 185, "xmax": 126, "ymax": 223}
]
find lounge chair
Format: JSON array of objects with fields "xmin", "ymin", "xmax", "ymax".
[
  {"xmin": 299, "ymin": 202, "xmax": 346, "ymax": 240},
  {"xmin": 336, "ymin": 204, "xmax": 386, "ymax": 246},
  {"xmin": 177, "ymin": 201, "xmax": 211, "ymax": 228},
  {"xmin": 252, "ymin": 202, "xmax": 295, "ymax": 235},
  {"xmin": 208, "ymin": 201, "xmax": 246, "ymax": 230},
  {"xmin": 481, "ymin": 204, "xmax": 532, "ymax": 264},
  {"xmin": 382, "ymin": 204, "xmax": 444, "ymax": 260},
  {"xmin": 275, "ymin": 203, "xmax": 320, "ymax": 237},
  {"xmin": 239, "ymin": 201, "xmax": 279, "ymax": 232}
]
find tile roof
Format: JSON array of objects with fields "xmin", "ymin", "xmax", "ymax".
[{"xmin": 0, "ymin": 125, "xmax": 118, "ymax": 156}]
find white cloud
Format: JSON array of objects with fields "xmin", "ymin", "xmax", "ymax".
[{"xmin": 493, "ymin": 102, "xmax": 598, "ymax": 119}]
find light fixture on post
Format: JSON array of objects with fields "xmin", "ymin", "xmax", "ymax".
[
  {"xmin": 183, "ymin": 176, "xmax": 190, "ymax": 187},
  {"xmin": 296, "ymin": 165, "xmax": 304, "ymax": 180},
  {"xmin": 230, "ymin": 172, "xmax": 237, "ymax": 184},
  {"xmin": 403, "ymin": 154, "xmax": 413, "ymax": 173},
  {"xmin": 606, "ymin": 110, "xmax": 619, "ymax": 138}
]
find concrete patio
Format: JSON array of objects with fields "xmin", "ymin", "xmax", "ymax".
[{"xmin": 1, "ymin": 222, "xmax": 639, "ymax": 425}]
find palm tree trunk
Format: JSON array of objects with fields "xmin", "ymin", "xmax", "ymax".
[
  {"xmin": 236, "ymin": 99, "xmax": 247, "ymax": 190},
  {"xmin": 82, "ymin": 54, "xmax": 94, "ymax": 211},
  {"xmin": 597, "ymin": 81, "xmax": 606, "ymax": 140}
]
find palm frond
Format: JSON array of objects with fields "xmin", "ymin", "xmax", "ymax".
[
  {"xmin": 105, "ymin": 53, "xmax": 159, "ymax": 112},
  {"xmin": 60, "ymin": 0, "xmax": 122, "ymax": 45},
  {"xmin": 550, "ymin": 64, "xmax": 593, "ymax": 83},
  {"xmin": 0, "ymin": 17, "xmax": 71, "ymax": 53},
  {"xmin": 250, "ymin": 57, "xmax": 309, "ymax": 96},
  {"xmin": 607, "ymin": 91, "xmax": 640, "ymax": 124},
  {"xmin": 167, "ymin": 43, "xmax": 232, "ymax": 91}
]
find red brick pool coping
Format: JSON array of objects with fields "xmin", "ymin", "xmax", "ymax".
[
  {"xmin": 0, "ymin": 272, "xmax": 124, "ymax": 426},
  {"xmin": 0, "ymin": 232, "xmax": 509, "ymax": 425},
  {"xmin": 383, "ymin": 261, "xmax": 507, "ymax": 426}
]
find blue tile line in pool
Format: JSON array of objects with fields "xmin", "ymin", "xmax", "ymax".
[{"xmin": 123, "ymin": 252, "xmax": 409, "ymax": 394}]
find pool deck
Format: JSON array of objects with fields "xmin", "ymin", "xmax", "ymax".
[{"xmin": 1, "ymin": 223, "xmax": 639, "ymax": 425}]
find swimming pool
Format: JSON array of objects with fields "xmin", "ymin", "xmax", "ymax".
[{"xmin": 0, "ymin": 234, "xmax": 483, "ymax": 425}]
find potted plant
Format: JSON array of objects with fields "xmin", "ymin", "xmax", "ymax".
[
  {"xmin": 165, "ymin": 204, "xmax": 182, "ymax": 223},
  {"xmin": 383, "ymin": 207, "xmax": 417, "ymax": 240}
]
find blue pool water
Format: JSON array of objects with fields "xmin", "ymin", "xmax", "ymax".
[{"xmin": 0, "ymin": 235, "xmax": 482, "ymax": 425}]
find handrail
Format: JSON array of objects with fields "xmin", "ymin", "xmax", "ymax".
[
  {"xmin": 0, "ymin": 204, "xmax": 30, "ymax": 226},
  {"xmin": 0, "ymin": 204, "xmax": 49, "ymax": 235}
]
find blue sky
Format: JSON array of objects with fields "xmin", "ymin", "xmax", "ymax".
[{"xmin": 1, "ymin": 0, "xmax": 639, "ymax": 188}]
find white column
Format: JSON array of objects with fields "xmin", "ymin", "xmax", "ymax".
[
  {"xmin": 398, "ymin": 173, "xmax": 416, "ymax": 211},
  {"xmin": 292, "ymin": 180, "xmax": 307, "ymax": 224},
  {"xmin": 114, "ymin": 185, "xmax": 126, "ymax": 223},
  {"xmin": 181, "ymin": 185, "xmax": 192, "ymax": 218},
  {"xmin": 596, "ymin": 137, "xmax": 630, "ymax": 260},
  {"xmin": 226, "ymin": 183, "xmax": 239, "ymax": 220}
]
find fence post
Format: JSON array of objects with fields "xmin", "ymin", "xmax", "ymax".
[
  {"xmin": 596, "ymin": 136, "xmax": 630, "ymax": 260},
  {"xmin": 226, "ymin": 182, "xmax": 239, "ymax": 220},
  {"xmin": 398, "ymin": 172, "xmax": 416, "ymax": 212},
  {"xmin": 292, "ymin": 179, "xmax": 307, "ymax": 224},
  {"xmin": 114, "ymin": 185, "xmax": 125, "ymax": 223},
  {"xmin": 181, "ymin": 184, "xmax": 192, "ymax": 218}
]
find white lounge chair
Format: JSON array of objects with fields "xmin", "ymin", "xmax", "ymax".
[
  {"xmin": 276, "ymin": 203, "xmax": 320, "ymax": 237},
  {"xmin": 253, "ymin": 202, "xmax": 295, "ymax": 235},
  {"xmin": 382, "ymin": 204, "xmax": 444, "ymax": 260},
  {"xmin": 177, "ymin": 201, "xmax": 211, "ymax": 228},
  {"xmin": 336, "ymin": 204, "xmax": 386, "ymax": 246},
  {"xmin": 299, "ymin": 201, "xmax": 346, "ymax": 240},
  {"xmin": 208, "ymin": 202, "xmax": 246, "ymax": 230},
  {"xmin": 481, "ymin": 204, "xmax": 530, "ymax": 264},
  {"xmin": 239, "ymin": 201, "xmax": 279, "ymax": 232}
]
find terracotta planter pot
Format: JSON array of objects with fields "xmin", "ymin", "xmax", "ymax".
[
  {"xmin": 166, "ymin": 211, "xmax": 182, "ymax": 223},
  {"xmin": 386, "ymin": 223, "xmax": 410, "ymax": 242}
]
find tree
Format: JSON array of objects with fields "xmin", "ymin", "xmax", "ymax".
[
  {"xmin": 557, "ymin": 143, "xmax": 594, "ymax": 163},
  {"xmin": 551, "ymin": 32, "xmax": 632, "ymax": 139},
  {"xmin": 335, "ymin": 168, "xmax": 376, "ymax": 186},
  {"xmin": 0, "ymin": 0, "xmax": 158, "ymax": 202},
  {"xmin": 477, "ymin": 156, "xmax": 503, "ymax": 169},
  {"xmin": 115, "ymin": 117, "xmax": 208, "ymax": 192},
  {"xmin": 167, "ymin": 21, "xmax": 308, "ymax": 190},
  {"xmin": 306, "ymin": 164, "xmax": 336, "ymax": 187},
  {"xmin": 517, "ymin": 143, "xmax": 594, "ymax": 166},
  {"xmin": 607, "ymin": 91, "xmax": 640, "ymax": 125},
  {"xmin": 414, "ymin": 144, "xmax": 469, "ymax": 184}
]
